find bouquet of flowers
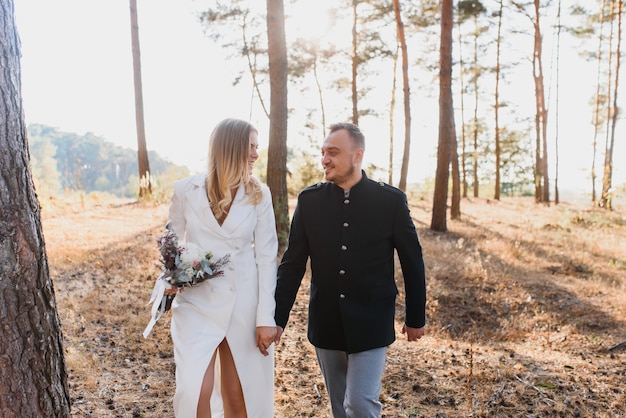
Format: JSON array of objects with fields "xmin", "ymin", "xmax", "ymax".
[{"xmin": 143, "ymin": 224, "xmax": 230, "ymax": 338}]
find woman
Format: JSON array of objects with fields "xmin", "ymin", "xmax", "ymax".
[{"xmin": 166, "ymin": 118, "xmax": 279, "ymax": 417}]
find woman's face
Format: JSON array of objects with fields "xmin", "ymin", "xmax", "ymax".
[{"xmin": 248, "ymin": 130, "xmax": 259, "ymax": 174}]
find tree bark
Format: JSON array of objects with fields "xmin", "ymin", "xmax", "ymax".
[
  {"xmin": 389, "ymin": 43, "xmax": 398, "ymax": 185},
  {"xmin": 431, "ymin": 0, "xmax": 454, "ymax": 232},
  {"xmin": 457, "ymin": 18, "xmax": 468, "ymax": 199},
  {"xmin": 472, "ymin": 13, "xmax": 479, "ymax": 198},
  {"xmin": 450, "ymin": 129, "xmax": 461, "ymax": 220},
  {"xmin": 351, "ymin": 0, "xmax": 359, "ymax": 125},
  {"xmin": 531, "ymin": 0, "xmax": 549, "ymax": 204},
  {"xmin": 0, "ymin": 0, "xmax": 71, "ymax": 415},
  {"xmin": 591, "ymin": 0, "xmax": 608, "ymax": 204},
  {"xmin": 313, "ymin": 57, "xmax": 326, "ymax": 139},
  {"xmin": 494, "ymin": 0, "xmax": 503, "ymax": 200},
  {"xmin": 533, "ymin": 0, "xmax": 550, "ymax": 203},
  {"xmin": 266, "ymin": 0, "xmax": 289, "ymax": 246},
  {"xmin": 393, "ymin": 0, "xmax": 412, "ymax": 192},
  {"xmin": 553, "ymin": 0, "xmax": 562, "ymax": 205},
  {"xmin": 129, "ymin": 0, "xmax": 151, "ymax": 198},
  {"xmin": 600, "ymin": 0, "xmax": 622, "ymax": 210}
]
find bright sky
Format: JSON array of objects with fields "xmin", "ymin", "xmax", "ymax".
[
  {"xmin": 15, "ymin": 0, "xmax": 259, "ymax": 175},
  {"xmin": 13, "ymin": 0, "xmax": 625, "ymax": 200}
]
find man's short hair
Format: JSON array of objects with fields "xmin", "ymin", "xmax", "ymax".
[{"xmin": 329, "ymin": 122, "xmax": 365, "ymax": 150}]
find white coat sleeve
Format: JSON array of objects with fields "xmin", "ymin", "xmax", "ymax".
[{"xmin": 254, "ymin": 186, "xmax": 279, "ymax": 327}]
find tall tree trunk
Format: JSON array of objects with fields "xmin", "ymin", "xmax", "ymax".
[
  {"xmin": 0, "ymin": 1, "xmax": 71, "ymax": 415},
  {"xmin": 602, "ymin": 0, "xmax": 616, "ymax": 206},
  {"xmin": 351, "ymin": 0, "xmax": 359, "ymax": 125},
  {"xmin": 553, "ymin": 0, "xmax": 562, "ymax": 205},
  {"xmin": 494, "ymin": 0, "xmax": 503, "ymax": 200},
  {"xmin": 266, "ymin": 0, "xmax": 289, "ymax": 246},
  {"xmin": 600, "ymin": 0, "xmax": 622, "ymax": 210},
  {"xmin": 591, "ymin": 0, "xmax": 608, "ymax": 204},
  {"xmin": 432, "ymin": 0, "xmax": 454, "ymax": 232},
  {"xmin": 536, "ymin": 0, "xmax": 549, "ymax": 204},
  {"xmin": 129, "ymin": 0, "xmax": 151, "ymax": 198},
  {"xmin": 393, "ymin": 0, "xmax": 412, "ymax": 192},
  {"xmin": 472, "ymin": 14, "xmax": 479, "ymax": 198},
  {"xmin": 389, "ymin": 43, "xmax": 399, "ymax": 185},
  {"xmin": 313, "ymin": 57, "xmax": 326, "ymax": 139},
  {"xmin": 450, "ymin": 127, "xmax": 461, "ymax": 220},
  {"xmin": 529, "ymin": 0, "xmax": 549, "ymax": 204},
  {"xmin": 458, "ymin": 17, "xmax": 468, "ymax": 199}
]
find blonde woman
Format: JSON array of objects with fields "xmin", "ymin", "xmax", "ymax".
[{"xmin": 166, "ymin": 118, "xmax": 279, "ymax": 417}]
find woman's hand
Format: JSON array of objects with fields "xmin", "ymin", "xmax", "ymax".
[
  {"xmin": 163, "ymin": 287, "xmax": 179, "ymax": 296},
  {"xmin": 256, "ymin": 326, "xmax": 278, "ymax": 356}
]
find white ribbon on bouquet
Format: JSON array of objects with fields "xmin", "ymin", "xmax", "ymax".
[{"xmin": 142, "ymin": 275, "xmax": 170, "ymax": 338}]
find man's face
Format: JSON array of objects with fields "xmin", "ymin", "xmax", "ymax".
[{"xmin": 321, "ymin": 129, "xmax": 362, "ymax": 187}]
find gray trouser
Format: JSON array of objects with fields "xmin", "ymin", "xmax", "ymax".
[{"xmin": 315, "ymin": 346, "xmax": 387, "ymax": 418}]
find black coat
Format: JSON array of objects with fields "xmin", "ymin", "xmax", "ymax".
[{"xmin": 275, "ymin": 172, "xmax": 426, "ymax": 353}]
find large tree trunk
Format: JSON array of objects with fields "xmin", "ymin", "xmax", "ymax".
[
  {"xmin": 531, "ymin": 0, "xmax": 549, "ymax": 204},
  {"xmin": 129, "ymin": 0, "xmax": 151, "ymax": 198},
  {"xmin": 393, "ymin": 0, "xmax": 412, "ymax": 192},
  {"xmin": 389, "ymin": 44, "xmax": 398, "ymax": 185},
  {"xmin": 591, "ymin": 0, "xmax": 608, "ymax": 204},
  {"xmin": 457, "ymin": 18, "xmax": 468, "ymax": 199},
  {"xmin": 0, "ymin": 1, "xmax": 71, "ymax": 416},
  {"xmin": 472, "ymin": 14, "xmax": 479, "ymax": 198},
  {"xmin": 450, "ymin": 12, "xmax": 460, "ymax": 220},
  {"xmin": 450, "ymin": 130, "xmax": 461, "ymax": 220},
  {"xmin": 266, "ymin": 0, "xmax": 289, "ymax": 246},
  {"xmin": 313, "ymin": 57, "xmax": 326, "ymax": 139},
  {"xmin": 533, "ymin": 0, "xmax": 550, "ymax": 203},
  {"xmin": 554, "ymin": 0, "xmax": 562, "ymax": 205},
  {"xmin": 351, "ymin": 0, "xmax": 359, "ymax": 125},
  {"xmin": 431, "ymin": 0, "xmax": 454, "ymax": 232},
  {"xmin": 600, "ymin": 0, "xmax": 622, "ymax": 210},
  {"xmin": 494, "ymin": 0, "xmax": 503, "ymax": 200}
]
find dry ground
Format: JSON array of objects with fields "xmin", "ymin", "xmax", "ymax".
[{"xmin": 41, "ymin": 194, "xmax": 626, "ymax": 417}]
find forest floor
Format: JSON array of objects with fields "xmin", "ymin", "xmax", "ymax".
[{"xmin": 40, "ymin": 193, "xmax": 626, "ymax": 417}]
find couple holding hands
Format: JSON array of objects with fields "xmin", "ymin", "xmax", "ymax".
[{"xmin": 159, "ymin": 118, "xmax": 426, "ymax": 417}]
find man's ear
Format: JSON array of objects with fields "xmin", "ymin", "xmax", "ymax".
[{"xmin": 354, "ymin": 148, "xmax": 364, "ymax": 164}]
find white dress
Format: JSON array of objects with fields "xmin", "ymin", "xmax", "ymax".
[{"xmin": 167, "ymin": 173, "xmax": 278, "ymax": 418}]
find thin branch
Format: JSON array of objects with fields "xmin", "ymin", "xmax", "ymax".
[
  {"xmin": 607, "ymin": 340, "xmax": 626, "ymax": 351},
  {"xmin": 242, "ymin": 10, "xmax": 270, "ymax": 119}
]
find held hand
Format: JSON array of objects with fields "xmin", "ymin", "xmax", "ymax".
[
  {"xmin": 402, "ymin": 324, "xmax": 425, "ymax": 342},
  {"xmin": 274, "ymin": 326, "xmax": 284, "ymax": 345},
  {"xmin": 163, "ymin": 287, "xmax": 179, "ymax": 296},
  {"xmin": 256, "ymin": 326, "xmax": 278, "ymax": 356}
]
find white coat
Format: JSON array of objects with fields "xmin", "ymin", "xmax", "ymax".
[{"xmin": 167, "ymin": 173, "xmax": 277, "ymax": 417}]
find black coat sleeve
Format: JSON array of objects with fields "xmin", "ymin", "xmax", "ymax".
[
  {"xmin": 392, "ymin": 194, "xmax": 427, "ymax": 328},
  {"xmin": 274, "ymin": 197, "xmax": 310, "ymax": 329}
]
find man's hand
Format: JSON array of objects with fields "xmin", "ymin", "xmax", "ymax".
[
  {"xmin": 402, "ymin": 324, "xmax": 425, "ymax": 342},
  {"xmin": 274, "ymin": 326, "xmax": 284, "ymax": 345}
]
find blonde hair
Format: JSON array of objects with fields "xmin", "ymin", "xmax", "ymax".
[{"xmin": 206, "ymin": 118, "xmax": 262, "ymax": 222}]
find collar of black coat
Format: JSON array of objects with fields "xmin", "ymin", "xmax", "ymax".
[
  {"xmin": 329, "ymin": 170, "xmax": 367, "ymax": 195},
  {"xmin": 301, "ymin": 171, "xmax": 398, "ymax": 197}
]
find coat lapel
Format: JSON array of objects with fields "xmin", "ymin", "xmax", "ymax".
[
  {"xmin": 185, "ymin": 178, "xmax": 252, "ymax": 237},
  {"xmin": 184, "ymin": 175, "xmax": 220, "ymax": 232},
  {"xmin": 219, "ymin": 185, "xmax": 254, "ymax": 235}
]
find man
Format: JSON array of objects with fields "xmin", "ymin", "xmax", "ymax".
[{"xmin": 274, "ymin": 122, "xmax": 427, "ymax": 417}]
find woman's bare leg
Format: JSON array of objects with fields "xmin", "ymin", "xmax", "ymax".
[
  {"xmin": 218, "ymin": 339, "xmax": 247, "ymax": 418},
  {"xmin": 197, "ymin": 350, "xmax": 218, "ymax": 418}
]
